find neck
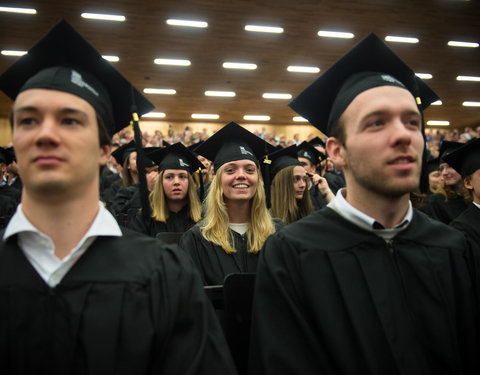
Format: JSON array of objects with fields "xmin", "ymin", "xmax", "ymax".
[
  {"xmin": 20, "ymin": 184, "xmax": 100, "ymax": 260},
  {"xmin": 343, "ymin": 185, "xmax": 411, "ymax": 229},
  {"xmin": 167, "ymin": 198, "xmax": 187, "ymax": 213},
  {"xmin": 225, "ymin": 199, "xmax": 251, "ymax": 223}
]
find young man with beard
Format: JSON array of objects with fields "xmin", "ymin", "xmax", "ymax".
[
  {"xmin": 0, "ymin": 20, "xmax": 237, "ymax": 374},
  {"xmin": 249, "ymin": 34, "xmax": 478, "ymax": 375}
]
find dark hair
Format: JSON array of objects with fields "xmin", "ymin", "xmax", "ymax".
[
  {"xmin": 330, "ymin": 116, "xmax": 347, "ymax": 146},
  {"xmin": 9, "ymin": 106, "xmax": 111, "ymax": 147}
]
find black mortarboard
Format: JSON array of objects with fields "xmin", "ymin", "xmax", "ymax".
[
  {"xmin": 147, "ymin": 142, "xmax": 205, "ymax": 174},
  {"xmin": 442, "ymin": 138, "xmax": 480, "ymax": 178},
  {"xmin": 195, "ymin": 122, "xmax": 275, "ymax": 173},
  {"xmin": 439, "ymin": 141, "xmax": 463, "ymax": 162},
  {"xmin": 308, "ymin": 136, "xmax": 326, "ymax": 149},
  {"xmin": 289, "ymin": 33, "xmax": 439, "ymax": 136},
  {"xmin": 267, "ymin": 145, "xmax": 303, "ymax": 181},
  {"xmin": 0, "ymin": 19, "xmax": 154, "ymax": 136},
  {"xmin": 297, "ymin": 141, "xmax": 325, "ymax": 165},
  {"xmin": 5, "ymin": 147, "xmax": 16, "ymax": 165},
  {"xmin": 0, "ymin": 147, "xmax": 7, "ymax": 164},
  {"xmin": 111, "ymin": 140, "xmax": 155, "ymax": 168},
  {"xmin": 187, "ymin": 141, "xmax": 204, "ymax": 156},
  {"xmin": 426, "ymin": 157, "xmax": 440, "ymax": 175}
]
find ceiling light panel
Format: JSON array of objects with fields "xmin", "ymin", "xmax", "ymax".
[
  {"xmin": 154, "ymin": 58, "xmax": 191, "ymax": 66},
  {"xmin": 166, "ymin": 19, "xmax": 208, "ymax": 28},
  {"xmin": 191, "ymin": 114, "xmax": 219, "ymax": 119},
  {"xmin": 245, "ymin": 25, "xmax": 284, "ymax": 33},
  {"xmin": 317, "ymin": 30, "xmax": 354, "ymax": 39},
  {"xmin": 143, "ymin": 88, "xmax": 176, "ymax": 95},
  {"xmin": 223, "ymin": 62, "xmax": 257, "ymax": 70},
  {"xmin": 262, "ymin": 93, "xmax": 292, "ymax": 99},
  {"xmin": 427, "ymin": 120, "xmax": 450, "ymax": 126},
  {"xmin": 415, "ymin": 73, "xmax": 433, "ymax": 79},
  {"xmin": 243, "ymin": 115, "xmax": 270, "ymax": 121},
  {"xmin": 1, "ymin": 50, "xmax": 27, "ymax": 56},
  {"xmin": 431, "ymin": 100, "xmax": 443, "ymax": 105},
  {"xmin": 205, "ymin": 91, "xmax": 236, "ymax": 97},
  {"xmin": 81, "ymin": 13, "xmax": 126, "ymax": 22},
  {"xmin": 287, "ymin": 66, "xmax": 320, "ymax": 73},
  {"xmin": 457, "ymin": 76, "xmax": 480, "ymax": 82},
  {"xmin": 293, "ymin": 116, "xmax": 308, "ymax": 122},
  {"xmin": 102, "ymin": 55, "xmax": 119, "ymax": 62},
  {"xmin": 0, "ymin": 6, "xmax": 36, "ymax": 14},
  {"xmin": 463, "ymin": 101, "xmax": 480, "ymax": 107},
  {"xmin": 385, "ymin": 35, "xmax": 419, "ymax": 43},
  {"xmin": 142, "ymin": 112, "xmax": 166, "ymax": 118},
  {"xmin": 448, "ymin": 41, "xmax": 478, "ymax": 48}
]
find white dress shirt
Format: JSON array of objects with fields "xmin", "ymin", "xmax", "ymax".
[
  {"xmin": 3, "ymin": 202, "xmax": 122, "ymax": 287},
  {"xmin": 328, "ymin": 188, "xmax": 413, "ymax": 242}
]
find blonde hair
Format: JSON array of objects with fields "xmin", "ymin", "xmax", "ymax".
[
  {"xmin": 270, "ymin": 166, "xmax": 313, "ymax": 223},
  {"xmin": 150, "ymin": 170, "xmax": 202, "ymax": 223},
  {"xmin": 200, "ymin": 164, "xmax": 276, "ymax": 254}
]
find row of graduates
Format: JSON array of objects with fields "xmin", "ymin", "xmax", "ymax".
[{"xmin": 98, "ymin": 121, "xmax": 346, "ymax": 285}]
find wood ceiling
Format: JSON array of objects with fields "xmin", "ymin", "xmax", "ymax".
[{"xmin": 0, "ymin": 0, "xmax": 479, "ymax": 133}]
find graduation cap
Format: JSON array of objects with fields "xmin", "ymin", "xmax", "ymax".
[
  {"xmin": 426, "ymin": 157, "xmax": 440, "ymax": 175},
  {"xmin": 0, "ymin": 147, "xmax": 7, "ymax": 164},
  {"xmin": 195, "ymin": 122, "xmax": 275, "ymax": 173},
  {"xmin": 187, "ymin": 141, "xmax": 204, "ymax": 156},
  {"xmin": 439, "ymin": 140, "xmax": 463, "ymax": 162},
  {"xmin": 0, "ymin": 19, "xmax": 154, "ymax": 136},
  {"xmin": 5, "ymin": 147, "xmax": 16, "ymax": 165},
  {"xmin": 308, "ymin": 136, "xmax": 326, "ymax": 149},
  {"xmin": 297, "ymin": 141, "xmax": 325, "ymax": 165},
  {"xmin": 442, "ymin": 138, "xmax": 480, "ymax": 178},
  {"xmin": 289, "ymin": 33, "xmax": 439, "ymax": 136},
  {"xmin": 147, "ymin": 142, "xmax": 205, "ymax": 174},
  {"xmin": 111, "ymin": 140, "xmax": 155, "ymax": 168}
]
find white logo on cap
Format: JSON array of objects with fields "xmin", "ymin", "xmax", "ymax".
[
  {"xmin": 179, "ymin": 158, "xmax": 189, "ymax": 167},
  {"xmin": 239, "ymin": 146, "xmax": 253, "ymax": 156},
  {"xmin": 71, "ymin": 70, "xmax": 99, "ymax": 97},
  {"xmin": 381, "ymin": 74, "xmax": 401, "ymax": 85}
]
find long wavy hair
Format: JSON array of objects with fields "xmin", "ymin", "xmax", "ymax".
[
  {"xmin": 270, "ymin": 165, "xmax": 313, "ymax": 223},
  {"xmin": 150, "ymin": 170, "xmax": 202, "ymax": 223},
  {"xmin": 199, "ymin": 163, "xmax": 275, "ymax": 254}
]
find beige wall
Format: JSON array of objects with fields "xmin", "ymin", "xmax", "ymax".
[{"xmin": 0, "ymin": 118, "xmax": 12, "ymax": 146}]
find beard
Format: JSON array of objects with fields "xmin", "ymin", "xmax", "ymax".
[{"xmin": 346, "ymin": 152, "xmax": 420, "ymax": 198}]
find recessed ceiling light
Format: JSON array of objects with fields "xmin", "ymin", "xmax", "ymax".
[
  {"xmin": 448, "ymin": 41, "xmax": 479, "ymax": 48},
  {"xmin": 431, "ymin": 100, "xmax": 443, "ymax": 105},
  {"xmin": 154, "ymin": 58, "xmax": 191, "ymax": 66},
  {"xmin": 457, "ymin": 75, "xmax": 480, "ymax": 82},
  {"xmin": 293, "ymin": 116, "xmax": 308, "ymax": 122},
  {"xmin": 243, "ymin": 115, "xmax": 270, "ymax": 121},
  {"xmin": 287, "ymin": 66, "xmax": 320, "ymax": 73},
  {"xmin": 191, "ymin": 114, "xmax": 219, "ymax": 119},
  {"xmin": 166, "ymin": 19, "xmax": 208, "ymax": 28},
  {"xmin": 385, "ymin": 35, "xmax": 419, "ymax": 44},
  {"xmin": 1, "ymin": 50, "xmax": 27, "ymax": 56},
  {"xmin": 81, "ymin": 13, "xmax": 126, "ymax": 22},
  {"xmin": 223, "ymin": 62, "xmax": 257, "ymax": 70},
  {"xmin": 317, "ymin": 30, "xmax": 354, "ymax": 39},
  {"xmin": 205, "ymin": 90, "xmax": 236, "ymax": 97},
  {"xmin": 102, "ymin": 55, "xmax": 119, "ymax": 62},
  {"xmin": 142, "ymin": 112, "xmax": 166, "ymax": 118},
  {"xmin": 463, "ymin": 101, "xmax": 480, "ymax": 107},
  {"xmin": 245, "ymin": 25, "xmax": 284, "ymax": 33},
  {"xmin": 262, "ymin": 93, "xmax": 292, "ymax": 100},
  {"xmin": 143, "ymin": 88, "xmax": 176, "ymax": 95},
  {"xmin": 427, "ymin": 120, "xmax": 450, "ymax": 126},
  {"xmin": 415, "ymin": 73, "xmax": 433, "ymax": 79},
  {"xmin": 0, "ymin": 6, "xmax": 36, "ymax": 14}
]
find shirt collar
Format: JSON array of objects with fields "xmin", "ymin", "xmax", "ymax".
[
  {"xmin": 473, "ymin": 201, "xmax": 480, "ymax": 210},
  {"xmin": 3, "ymin": 202, "xmax": 122, "ymax": 241},
  {"xmin": 328, "ymin": 188, "xmax": 413, "ymax": 240}
]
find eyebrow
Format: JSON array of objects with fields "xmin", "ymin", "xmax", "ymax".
[
  {"xmin": 14, "ymin": 106, "xmax": 89, "ymax": 120},
  {"xmin": 360, "ymin": 109, "xmax": 421, "ymax": 122}
]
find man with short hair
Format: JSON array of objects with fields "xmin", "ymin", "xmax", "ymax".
[
  {"xmin": 249, "ymin": 34, "xmax": 478, "ymax": 375},
  {"xmin": 0, "ymin": 20, "xmax": 237, "ymax": 374}
]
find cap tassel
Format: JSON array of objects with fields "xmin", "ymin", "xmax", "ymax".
[
  {"xmin": 197, "ymin": 167, "xmax": 205, "ymax": 200},
  {"xmin": 263, "ymin": 156, "xmax": 272, "ymax": 209},
  {"xmin": 131, "ymin": 87, "xmax": 152, "ymax": 222}
]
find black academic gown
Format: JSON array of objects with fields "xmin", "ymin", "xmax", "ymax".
[
  {"xmin": 309, "ymin": 184, "xmax": 327, "ymax": 211},
  {"xmin": 127, "ymin": 205, "xmax": 196, "ymax": 237},
  {"xmin": 0, "ymin": 195, "xmax": 16, "ymax": 229},
  {"xmin": 0, "ymin": 184, "xmax": 21, "ymax": 204},
  {"xmin": 179, "ymin": 220, "xmax": 285, "ymax": 286},
  {"xmin": 249, "ymin": 208, "xmax": 478, "ymax": 375},
  {"xmin": 324, "ymin": 171, "xmax": 345, "ymax": 194},
  {"xmin": 0, "ymin": 228, "xmax": 237, "ymax": 375},
  {"xmin": 422, "ymin": 193, "xmax": 468, "ymax": 224}
]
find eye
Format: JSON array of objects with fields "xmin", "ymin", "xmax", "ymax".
[
  {"xmin": 18, "ymin": 117, "xmax": 37, "ymax": 126},
  {"xmin": 62, "ymin": 117, "xmax": 82, "ymax": 125}
]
